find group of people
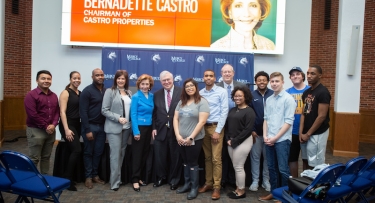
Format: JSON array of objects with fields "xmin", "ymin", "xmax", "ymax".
[{"xmin": 24, "ymin": 63, "xmax": 331, "ymax": 201}]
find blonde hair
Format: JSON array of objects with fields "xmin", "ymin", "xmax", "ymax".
[{"xmin": 270, "ymin": 72, "xmax": 284, "ymax": 81}]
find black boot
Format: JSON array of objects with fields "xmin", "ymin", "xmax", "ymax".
[
  {"xmin": 187, "ymin": 166, "xmax": 199, "ymax": 200},
  {"xmin": 176, "ymin": 164, "xmax": 190, "ymax": 194}
]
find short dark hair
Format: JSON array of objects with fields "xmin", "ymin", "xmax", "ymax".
[
  {"xmin": 36, "ymin": 70, "xmax": 52, "ymax": 80},
  {"xmin": 254, "ymin": 71, "xmax": 269, "ymax": 81},
  {"xmin": 204, "ymin": 69, "xmax": 215, "ymax": 77},
  {"xmin": 231, "ymin": 86, "xmax": 253, "ymax": 105},
  {"xmin": 111, "ymin": 70, "xmax": 129, "ymax": 90},
  {"xmin": 310, "ymin": 65, "xmax": 322, "ymax": 74}
]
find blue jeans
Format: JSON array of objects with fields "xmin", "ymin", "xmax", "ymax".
[
  {"xmin": 82, "ymin": 123, "xmax": 106, "ymax": 178},
  {"xmin": 265, "ymin": 139, "xmax": 291, "ymax": 191}
]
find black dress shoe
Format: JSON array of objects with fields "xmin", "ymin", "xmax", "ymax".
[
  {"xmin": 139, "ymin": 180, "xmax": 147, "ymax": 186},
  {"xmin": 67, "ymin": 185, "xmax": 77, "ymax": 191},
  {"xmin": 153, "ymin": 178, "xmax": 166, "ymax": 187},
  {"xmin": 228, "ymin": 191, "xmax": 246, "ymax": 199},
  {"xmin": 170, "ymin": 184, "xmax": 178, "ymax": 190},
  {"xmin": 133, "ymin": 183, "xmax": 140, "ymax": 192}
]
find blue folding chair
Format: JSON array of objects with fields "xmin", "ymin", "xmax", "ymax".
[
  {"xmin": 359, "ymin": 156, "xmax": 375, "ymax": 202},
  {"xmin": 325, "ymin": 156, "xmax": 368, "ymax": 203},
  {"xmin": 272, "ymin": 163, "xmax": 346, "ymax": 203},
  {"xmin": 343, "ymin": 155, "xmax": 375, "ymax": 203},
  {"xmin": 0, "ymin": 150, "xmax": 70, "ymax": 203},
  {"xmin": 0, "ymin": 160, "xmax": 13, "ymax": 203}
]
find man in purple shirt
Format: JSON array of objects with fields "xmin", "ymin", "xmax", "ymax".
[{"xmin": 24, "ymin": 70, "xmax": 60, "ymax": 174}]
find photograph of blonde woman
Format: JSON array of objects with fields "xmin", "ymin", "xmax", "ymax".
[{"xmin": 211, "ymin": 0, "xmax": 276, "ymax": 51}]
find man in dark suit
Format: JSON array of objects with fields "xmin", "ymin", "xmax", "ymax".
[
  {"xmin": 217, "ymin": 64, "xmax": 245, "ymax": 190},
  {"xmin": 152, "ymin": 70, "xmax": 182, "ymax": 190}
]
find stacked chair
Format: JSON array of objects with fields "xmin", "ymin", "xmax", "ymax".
[
  {"xmin": 0, "ymin": 162, "xmax": 12, "ymax": 203},
  {"xmin": 342, "ymin": 156, "xmax": 375, "ymax": 203},
  {"xmin": 325, "ymin": 156, "xmax": 368, "ymax": 202},
  {"xmin": 272, "ymin": 155, "xmax": 375, "ymax": 203},
  {"xmin": 0, "ymin": 150, "xmax": 70, "ymax": 203},
  {"xmin": 272, "ymin": 163, "xmax": 346, "ymax": 203}
]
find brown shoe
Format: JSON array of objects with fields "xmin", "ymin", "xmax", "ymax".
[
  {"xmin": 198, "ymin": 184, "xmax": 213, "ymax": 193},
  {"xmin": 92, "ymin": 176, "xmax": 105, "ymax": 185},
  {"xmin": 258, "ymin": 194, "xmax": 274, "ymax": 201},
  {"xmin": 211, "ymin": 188, "xmax": 221, "ymax": 200},
  {"xmin": 85, "ymin": 178, "xmax": 93, "ymax": 189}
]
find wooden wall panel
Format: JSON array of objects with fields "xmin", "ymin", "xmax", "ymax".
[
  {"xmin": 329, "ymin": 108, "xmax": 375, "ymax": 144},
  {"xmin": 332, "ymin": 112, "xmax": 360, "ymax": 157},
  {"xmin": 328, "ymin": 108, "xmax": 334, "ymax": 140},
  {"xmin": 4, "ymin": 96, "xmax": 26, "ymax": 130},
  {"xmin": 0, "ymin": 100, "xmax": 3, "ymax": 147},
  {"xmin": 359, "ymin": 109, "xmax": 375, "ymax": 143}
]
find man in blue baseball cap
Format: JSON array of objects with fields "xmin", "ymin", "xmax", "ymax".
[{"xmin": 286, "ymin": 67, "xmax": 310, "ymax": 178}]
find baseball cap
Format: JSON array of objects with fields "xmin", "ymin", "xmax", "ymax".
[{"xmin": 289, "ymin": 66, "xmax": 303, "ymax": 75}]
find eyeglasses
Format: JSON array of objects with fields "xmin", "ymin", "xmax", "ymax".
[{"xmin": 185, "ymin": 84, "xmax": 195, "ymax": 89}]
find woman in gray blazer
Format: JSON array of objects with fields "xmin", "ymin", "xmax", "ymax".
[{"xmin": 102, "ymin": 70, "xmax": 132, "ymax": 191}]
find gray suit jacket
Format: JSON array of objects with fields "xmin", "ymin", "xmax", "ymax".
[{"xmin": 102, "ymin": 88, "xmax": 131, "ymax": 134}]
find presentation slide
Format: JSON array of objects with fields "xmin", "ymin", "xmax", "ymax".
[{"xmin": 61, "ymin": 0, "xmax": 285, "ymax": 54}]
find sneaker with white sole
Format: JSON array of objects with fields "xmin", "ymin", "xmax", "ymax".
[
  {"xmin": 261, "ymin": 181, "xmax": 271, "ymax": 192},
  {"xmin": 249, "ymin": 182, "xmax": 259, "ymax": 191}
]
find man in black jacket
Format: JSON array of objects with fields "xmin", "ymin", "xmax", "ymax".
[{"xmin": 152, "ymin": 70, "xmax": 182, "ymax": 190}]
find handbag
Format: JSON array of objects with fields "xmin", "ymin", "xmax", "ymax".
[{"xmin": 288, "ymin": 176, "xmax": 328, "ymax": 200}]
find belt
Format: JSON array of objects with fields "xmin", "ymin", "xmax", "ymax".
[{"xmin": 205, "ymin": 122, "xmax": 218, "ymax": 126}]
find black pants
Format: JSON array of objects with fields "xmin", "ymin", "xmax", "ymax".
[
  {"xmin": 179, "ymin": 139, "xmax": 203, "ymax": 167},
  {"xmin": 58, "ymin": 118, "xmax": 81, "ymax": 181},
  {"xmin": 222, "ymin": 137, "xmax": 236, "ymax": 185},
  {"xmin": 131, "ymin": 125, "xmax": 152, "ymax": 183},
  {"xmin": 153, "ymin": 128, "xmax": 182, "ymax": 185}
]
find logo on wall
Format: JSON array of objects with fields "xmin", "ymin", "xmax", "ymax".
[
  {"xmin": 127, "ymin": 54, "xmax": 141, "ymax": 61},
  {"xmin": 171, "ymin": 56, "xmax": 186, "ymax": 63},
  {"xmin": 239, "ymin": 57, "xmax": 248, "ymax": 66},
  {"xmin": 104, "ymin": 74, "xmax": 115, "ymax": 80},
  {"xmin": 151, "ymin": 54, "xmax": 161, "ymax": 64},
  {"xmin": 174, "ymin": 75, "xmax": 183, "ymax": 85},
  {"xmin": 129, "ymin": 73, "xmax": 138, "ymax": 84},
  {"xmin": 215, "ymin": 58, "xmax": 229, "ymax": 64},
  {"xmin": 196, "ymin": 55, "xmax": 205, "ymax": 66},
  {"xmin": 108, "ymin": 52, "xmax": 117, "ymax": 62},
  {"xmin": 217, "ymin": 77, "xmax": 223, "ymax": 82}
]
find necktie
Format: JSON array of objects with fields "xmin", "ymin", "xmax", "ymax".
[
  {"xmin": 167, "ymin": 90, "xmax": 171, "ymax": 108},
  {"xmin": 227, "ymin": 85, "xmax": 234, "ymax": 109}
]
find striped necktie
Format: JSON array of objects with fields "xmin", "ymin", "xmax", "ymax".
[
  {"xmin": 167, "ymin": 90, "xmax": 171, "ymax": 108},
  {"xmin": 227, "ymin": 85, "xmax": 234, "ymax": 109}
]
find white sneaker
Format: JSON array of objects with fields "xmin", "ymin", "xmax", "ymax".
[
  {"xmin": 262, "ymin": 181, "xmax": 271, "ymax": 192},
  {"xmin": 249, "ymin": 182, "xmax": 259, "ymax": 191}
]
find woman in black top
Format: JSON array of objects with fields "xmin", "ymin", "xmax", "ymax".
[
  {"xmin": 59, "ymin": 71, "xmax": 81, "ymax": 191},
  {"xmin": 225, "ymin": 86, "xmax": 255, "ymax": 199}
]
